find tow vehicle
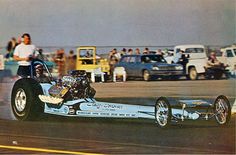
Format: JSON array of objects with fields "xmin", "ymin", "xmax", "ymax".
[
  {"xmin": 76, "ymin": 46, "xmax": 110, "ymax": 82},
  {"xmin": 11, "ymin": 59, "xmax": 231, "ymax": 128},
  {"xmin": 217, "ymin": 45, "xmax": 236, "ymax": 73}
]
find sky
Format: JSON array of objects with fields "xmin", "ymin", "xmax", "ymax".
[{"xmin": 0, "ymin": 0, "xmax": 235, "ymax": 49}]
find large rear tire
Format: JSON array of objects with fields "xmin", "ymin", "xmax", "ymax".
[
  {"xmin": 11, "ymin": 78, "xmax": 44, "ymax": 121},
  {"xmin": 155, "ymin": 97, "xmax": 172, "ymax": 128},
  {"xmin": 214, "ymin": 95, "xmax": 231, "ymax": 126}
]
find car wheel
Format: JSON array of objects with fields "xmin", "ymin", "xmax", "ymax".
[
  {"xmin": 11, "ymin": 78, "xmax": 44, "ymax": 121},
  {"xmin": 214, "ymin": 95, "xmax": 231, "ymax": 126},
  {"xmin": 143, "ymin": 70, "xmax": 150, "ymax": 81},
  {"xmin": 188, "ymin": 67, "xmax": 198, "ymax": 80},
  {"xmin": 155, "ymin": 97, "xmax": 172, "ymax": 128}
]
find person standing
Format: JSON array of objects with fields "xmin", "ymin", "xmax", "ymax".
[
  {"xmin": 108, "ymin": 49, "xmax": 118, "ymax": 80},
  {"xmin": 6, "ymin": 37, "xmax": 18, "ymax": 59},
  {"xmin": 13, "ymin": 33, "xmax": 36, "ymax": 77},
  {"xmin": 156, "ymin": 49, "xmax": 163, "ymax": 55},
  {"xmin": 172, "ymin": 50, "xmax": 188, "ymax": 73},
  {"xmin": 66, "ymin": 50, "xmax": 76, "ymax": 72},
  {"xmin": 127, "ymin": 49, "xmax": 133, "ymax": 55},
  {"xmin": 120, "ymin": 48, "xmax": 126, "ymax": 56},
  {"xmin": 135, "ymin": 48, "xmax": 141, "ymax": 55},
  {"xmin": 143, "ymin": 47, "xmax": 149, "ymax": 54},
  {"xmin": 55, "ymin": 48, "xmax": 66, "ymax": 77}
]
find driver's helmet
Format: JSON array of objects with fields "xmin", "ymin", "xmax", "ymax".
[{"xmin": 35, "ymin": 64, "xmax": 44, "ymax": 75}]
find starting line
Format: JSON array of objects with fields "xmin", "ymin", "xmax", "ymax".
[{"xmin": 0, "ymin": 145, "xmax": 102, "ymax": 155}]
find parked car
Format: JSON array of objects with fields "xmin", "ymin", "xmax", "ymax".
[{"xmin": 115, "ymin": 54, "xmax": 183, "ymax": 81}]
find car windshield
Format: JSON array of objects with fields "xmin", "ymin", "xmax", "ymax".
[
  {"xmin": 141, "ymin": 55, "xmax": 167, "ymax": 63},
  {"xmin": 185, "ymin": 48, "xmax": 204, "ymax": 53}
]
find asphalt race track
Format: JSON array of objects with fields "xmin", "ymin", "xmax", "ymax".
[{"xmin": 0, "ymin": 79, "xmax": 235, "ymax": 154}]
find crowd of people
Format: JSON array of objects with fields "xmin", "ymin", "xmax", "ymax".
[{"xmin": 3, "ymin": 33, "xmax": 235, "ymax": 80}]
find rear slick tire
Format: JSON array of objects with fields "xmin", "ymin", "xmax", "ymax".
[{"xmin": 11, "ymin": 78, "xmax": 44, "ymax": 121}]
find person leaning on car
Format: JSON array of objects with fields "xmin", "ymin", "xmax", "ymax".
[
  {"xmin": 13, "ymin": 33, "xmax": 36, "ymax": 77},
  {"xmin": 172, "ymin": 50, "xmax": 189, "ymax": 73},
  {"xmin": 205, "ymin": 52, "xmax": 222, "ymax": 68}
]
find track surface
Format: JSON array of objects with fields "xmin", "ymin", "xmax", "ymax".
[{"xmin": 0, "ymin": 79, "xmax": 235, "ymax": 154}]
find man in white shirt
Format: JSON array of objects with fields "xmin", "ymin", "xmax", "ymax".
[{"xmin": 14, "ymin": 33, "xmax": 36, "ymax": 77}]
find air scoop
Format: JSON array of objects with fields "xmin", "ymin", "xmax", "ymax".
[{"xmin": 39, "ymin": 95, "xmax": 63, "ymax": 104}]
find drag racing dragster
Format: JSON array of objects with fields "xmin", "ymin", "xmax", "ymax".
[{"xmin": 11, "ymin": 59, "xmax": 231, "ymax": 128}]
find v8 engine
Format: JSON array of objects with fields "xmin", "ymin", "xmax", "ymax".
[{"xmin": 45, "ymin": 70, "xmax": 96, "ymax": 103}]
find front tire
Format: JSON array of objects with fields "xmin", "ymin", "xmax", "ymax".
[
  {"xmin": 155, "ymin": 97, "xmax": 172, "ymax": 128},
  {"xmin": 188, "ymin": 67, "xmax": 198, "ymax": 80},
  {"xmin": 214, "ymin": 95, "xmax": 231, "ymax": 126},
  {"xmin": 11, "ymin": 78, "xmax": 44, "ymax": 121}
]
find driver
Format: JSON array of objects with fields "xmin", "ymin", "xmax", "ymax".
[{"xmin": 34, "ymin": 64, "xmax": 50, "ymax": 83}]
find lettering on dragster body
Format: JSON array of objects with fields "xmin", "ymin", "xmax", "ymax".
[{"xmin": 92, "ymin": 103, "xmax": 123, "ymax": 111}]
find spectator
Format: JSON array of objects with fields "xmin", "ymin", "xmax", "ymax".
[
  {"xmin": 205, "ymin": 52, "xmax": 228, "ymax": 79},
  {"xmin": 55, "ymin": 49, "xmax": 66, "ymax": 77},
  {"xmin": 172, "ymin": 50, "xmax": 188, "ymax": 73},
  {"xmin": 36, "ymin": 48, "xmax": 45, "ymax": 61},
  {"xmin": 143, "ymin": 47, "xmax": 149, "ymax": 54},
  {"xmin": 17, "ymin": 36, "xmax": 22, "ymax": 45},
  {"xmin": 156, "ymin": 49, "xmax": 163, "ymax": 55},
  {"xmin": 113, "ymin": 48, "xmax": 121, "ymax": 60},
  {"xmin": 231, "ymin": 64, "xmax": 236, "ymax": 78},
  {"xmin": 13, "ymin": 33, "xmax": 36, "ymax": 77},
  {"xmin": 6, "ymin": 37, "xmax": 18, "ymax": 59},
  {"xmin": 206, "ymin": 52, "xmax": 221, "ymax": 68},
  {"xmin": 135, "ymin": 48, "xmax": 141, "ymax": 55},
  {"xmin": 66, "ymin": 50, "xmax": 76, "ymax": 72},
  {"xmin": 85, "ymin": 50, "xmax": 92, "ymax": 58},
  {"xmin": 120, "ymin": 48, "xmax": 126, "ymax": 56},
  {"xmin": 109, "ymin": 49, "xmax": 118, "ymax": 79},
  {"xmin": 127, "ymin": 49, "xmax": 133, "ymax": 55}
]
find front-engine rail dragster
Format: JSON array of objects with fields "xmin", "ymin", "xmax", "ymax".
[{"xmin": 11, "ymin": 59, "xmax": 231, "ymax": 128}]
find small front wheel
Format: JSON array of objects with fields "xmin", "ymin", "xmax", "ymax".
[
  {"xmin": 155, "ymin": 97, "xmax": 172, "ymax": 128},
  {"xmin": 214, "ymin": 95, "xmax": 231, "ymax": 126}
]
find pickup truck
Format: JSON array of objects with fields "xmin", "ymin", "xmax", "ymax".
[
  {"xmin": 217, "ymin": 45, "xmax": 236, "ymax": 72},
  {"xmin": 165, "ymin": 44, "xmax": 208, "ymax": 80}
]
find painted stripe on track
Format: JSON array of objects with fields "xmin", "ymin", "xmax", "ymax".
[{"xmin": 0, "ymin": 145, "xmax": 102, "ymax": 155}]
